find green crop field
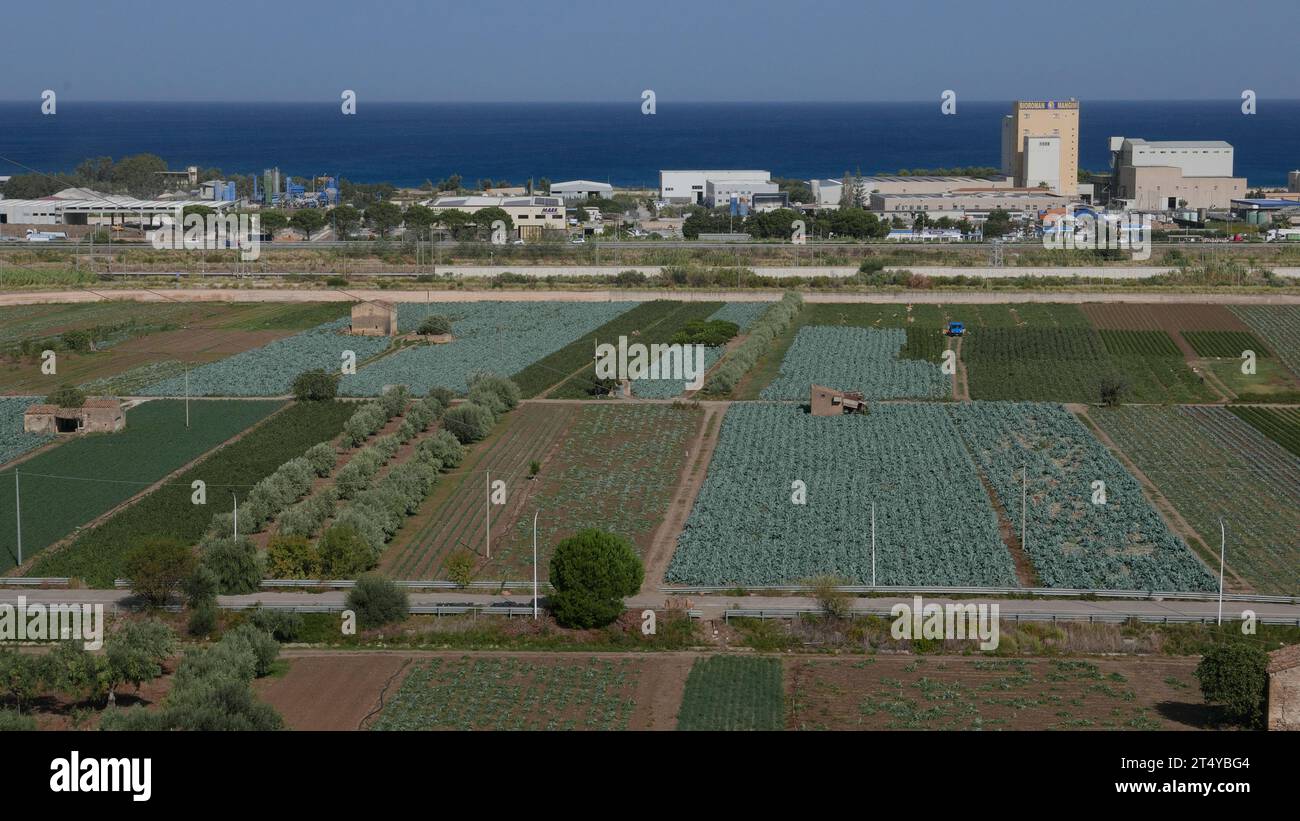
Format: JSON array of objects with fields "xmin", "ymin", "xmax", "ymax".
[
  {"xmin": 548, "ymin": 301, "xmax": 723, "ymax": 398},
  {"xmin": 1092, "ymin": 406, "xmax": 1300, "ymax": 595},
  {"xmin": 1181, "ymin": 330, "xmax": 1269, "ymax": 359},
  {"xmin": 950, "ymin": 402, "xmax": 1214, "ymax": 591},
  {"xmin": 1230, "ymin": 305, "xmax": 1300, "ymax": 378},
  {"xmin": 677, "ymin": 656, "xmax": 784, "ymax": 731},
  {"xmin": 759, "ymin": 326, "xmax": 950, "ymax": 400},
  {"xmin": 965, "ymin": 327, "xmax": 1214, "ymax": 404},
  {"xmin": 373, "ymin": 656, "xmax": 640, "ymax": 731},
  {"xmin": 0, "ymin": 399, "xmax": 282, "ymax": 573},
  {"xmin": 667, "ymin": 402, "xmax": 1016, "ymax": 587},
  {"xmin": 29, "ymin": 400, "xmax": 355, "ymax": 585},
  {"xmin": 1099, "ymin": 329, "xmax": 1182, "ymax": 357},
  {"xmin": 509, "ymin": 300, "xmax": 669, "ymax": 397},
  {"xmin": 1228, "ymin": 406, "xmax": 1300, "ymax": 458}
]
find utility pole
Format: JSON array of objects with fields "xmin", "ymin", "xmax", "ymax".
[
  {"xmin": 532, "ymin": 511, "xmax": 539, "ymax": 620},
  {"xmin": 485, "ymin": 470, "xmax": 491, "ymax": 559},
  {"xmin": 232, "ymin": 493, "xmax": 238, "ymax": 541},
  {"xmin": 1216, "ymin": 517, "xmax": 1227, "ymax": 626},
  {"xmin": 870, "ymin": 500, "xmax": 876, "ymax": 588},
  {"xmin": 185, "ymin": 364, "xmax": 190, "ymax": 428},
  {"xmin": 14, "ymin": 470, "xmax": 21, "ymax": 566},
  {"xmin": 1021, "ymin": 465, "xmax": 1028, "ymax": 554}
]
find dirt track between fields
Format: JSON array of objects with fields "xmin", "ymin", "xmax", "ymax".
[{"xmin": 642, "ymin": 403, "xmax": 725, "ymax": 590}]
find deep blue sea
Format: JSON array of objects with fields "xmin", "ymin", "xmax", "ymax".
[{"xmin": 1, "ymin": 101, "xmax": 1296, "ymax": 188}]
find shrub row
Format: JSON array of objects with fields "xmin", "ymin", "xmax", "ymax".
[{"xmin": 702, "ymin": 292, "xmax": 804, "ymax": 396}]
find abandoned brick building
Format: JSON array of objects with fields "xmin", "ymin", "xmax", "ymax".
[
  {"xmin": 350, "ymin": 301, "xmax": 398, "ymax": 336},
  {"xmin": 23, "ymin": 398, "xmax": 125, "ymax": 434}
]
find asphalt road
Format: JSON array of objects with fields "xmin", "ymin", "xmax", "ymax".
[{"xmin": 3, "ymin": 588, "xmax": 1297, "ymax": 624}]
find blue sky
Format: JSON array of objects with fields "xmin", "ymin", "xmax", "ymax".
[{"xmin": 6, "ymin": 0, "xmax": 1298, "ymax": 102}]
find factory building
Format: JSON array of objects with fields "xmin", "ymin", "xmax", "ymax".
[
  {"xmin": 870, "ymin": 190, "xmax": 1066, "ymax": 222},
  {"xmin": 704, "ymin": 178, "xmax": 780, "ymax": 210},
  {"xmin": 425, "ymin": 194, "xmax": 567, "ymax": 240},
  {"xmin": 1000, "ymin": 100, "xmax": 1080, "ymax": 196},
  {"xmin": 660, "ymin": 170, "xmax": 771, "ymax": 204},
  {"xmin": 809, "ymin": 176, "xmax": 1015, "ymax": 208},
  {"xmin": 549, "ymin": 180, "xmax": 614, "ymax": 202},
  {"xmin": 1110, "ymin": 137, "xmax": 1245, "ymax": 211},
  {"xmin": 1290, "ymin": 171, "xmax": 1300, "ymax": 193},
  {"xmin": 0, "ymin": 188, "xmax": 237, "ymax": 227}
]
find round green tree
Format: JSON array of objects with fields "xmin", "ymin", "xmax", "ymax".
[
  {"xmin": 1195, "ymin": 643, "xmax": 1270, "ymax": 728},
  {"xmin": 548, "ymin": 529, "xmax": 644, "ymax": 629}
]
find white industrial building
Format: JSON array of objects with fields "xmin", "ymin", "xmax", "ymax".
[
  {"xmin": 0, "ymin": 188, "xmax": 238, "ymax": 227},
  {"xmin": 660, "ymin": 170, "xmax": 771, "ymax": 204},
  {"xmin": 1021, "ymin": 136, "xmax": 1062, "ymax": 192},
  {"xmin": 704, "ymin": 178, "xmax": 780, "ymax": 209},
  {"xmin": 1109, "ymin": 137, "xmax": 1246, "ymax": 211},
  {"xmin": 425, "ymin": 194, "xmax": 567, "ymax": 239},
  {"xmin": 549, "ymin": 180, "xmax": 614, "ymax": 202}
]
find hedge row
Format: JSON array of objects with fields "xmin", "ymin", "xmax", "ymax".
[{"xmin": 701, "ymin": 292, "xmax": 804, "ymax": 396}]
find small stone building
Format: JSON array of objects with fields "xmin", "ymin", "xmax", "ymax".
[
  {"xmin": 810, "ymin": 384, "xmax": 867, "ymax": 416},
  {"xmin": 24, "ymin": 399, "xmax": 125, "ymax": 434},
  {"xmin": 1267, "ymin": 645, "xmax": 1300, "ymax": 731},
  {"xmin": 351, "ymin": 301, "xmax": 398, "ymax": 336}
]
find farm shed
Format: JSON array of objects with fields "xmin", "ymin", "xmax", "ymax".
[
  {"xmin": 810, "ymin": 384, "xmax": 867, "ymax": 416},
  {"xmin": 351, "ymin": 301, "xmax": 398, "ymax": 336},
  {"xmin": 1268, "ymin": 645, "xmax": 1300, "ymax": 731},
  {"xmin": 23, "ymin": 399, "xmax": 125, "ymax": 435}
]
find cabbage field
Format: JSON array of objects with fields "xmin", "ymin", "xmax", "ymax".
[
  {"xmin": 759, "ymin": 327, "xmax": 950, "ymax": 400},
  {"xmin": 339, "ymin": 301, "xmax": 636, "ymax": 396},
  {"xmin": 140, "ymin": 318, "xmax": 392, "ymax": 397},
  {"xmin": 0, "ymin": 397, "xmax": 52, "ymax": 466},
  {"xmin": 667, "ymin": 402, "xmax": 1016, "ymax": 586},
  {"xmin": 949, "ymin": 402, "xmax": 1215, "ymax": 591}
]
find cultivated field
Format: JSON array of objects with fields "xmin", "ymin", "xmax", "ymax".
[
  {"xmin": 0, "ymin": 396, "xmax": 52, "ymax": 465},
  {"xmin": 385, "ymin": 403, "xmax": 704, "ymax": 580},
  {"xmin": 784, "ymin": 655, "xmax": 1205, "ymax": 730},
  {"xmin": 1231, "ymin": 305, "xmax": 1300, "ymax": 381},
  {"xmin": 0, "ymin": 399, "xmax": 282, "ymax": 572},
  {"xmin": 30, "ymin": 401, "xmax": 356, "ymax": 585},
  {"xmin": 339, "ymin": 301, "xmax": 637, "ymax": 396},
  {"xmin": 1091, "ymin": 405, "xmax": 1300, "ymax": 594},
  {"xmin": 667, "ymin": 402, "xmax": 1017, "ymax": 587},
  {"xmin": 950, "ymin": 402, "xmax": 1214, "ymax": 591},
  {"xmin": 760, "ymin": 326, "xmax": 950, "ymax": 400},
  {"xmin": 677, "ymin": 656, "xmax": 784, "ymax": 731},
  {"xmin": 372, "ymin": 656, "xmax": 643, "ymax": 731}
]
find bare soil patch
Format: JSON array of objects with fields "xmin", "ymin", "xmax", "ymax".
[{"xmin": 784, "ymin": 654, "xmax": 1208, "ymax": 730}]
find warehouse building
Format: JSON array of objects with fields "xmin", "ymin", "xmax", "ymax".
[
  {"xmin": 660, "ymin": 170, "xmax": 771, "ymax": 204},
  {"xmin": 1110, "ymin": 137, "xmax": 1245, "ymax": 211},
  {"xmin": 549, "ymin": 180, "xmax": 614, "ymax": 202},
  {"xmin": 425, "ymin": 194, "xmax": 567, "ymax": 239},
  {"xmin": 870, "ymin": 190, "xmax": 1066, "ymax": 222},
  {"xmin": 810, "ymin": 176, "xmax": 1015, "ymax": 208},
  {"xmin": 704, "ymin": 178, "xmax": 781, "ymax": 210},
  {"xmin": 0, "ymin": 188, "xmax": 237, "ymax": 227}
]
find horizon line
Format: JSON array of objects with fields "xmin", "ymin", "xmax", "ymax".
[{"xmin": 3, "ymin": 98, "xmax": 1299, "ymax": 105}]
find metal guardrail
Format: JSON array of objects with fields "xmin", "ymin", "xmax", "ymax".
[
  {"xmin": 252, "ymin": 579, "xmax": 549, "ymax": 591},
  {"xmin": 218, "ymin": 601, "xmax": 539, "ymax": 616},
  {"xmin": 0, "ymin": 578, "xmax": 72, "ymax": 587},
  {"xmin": 662, "ymin": 585, "xmax": 1299, "ymax": 605},
  {"xmin": 722, "ymin": 608, "xmax": 1300, "ymax": 627}
]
